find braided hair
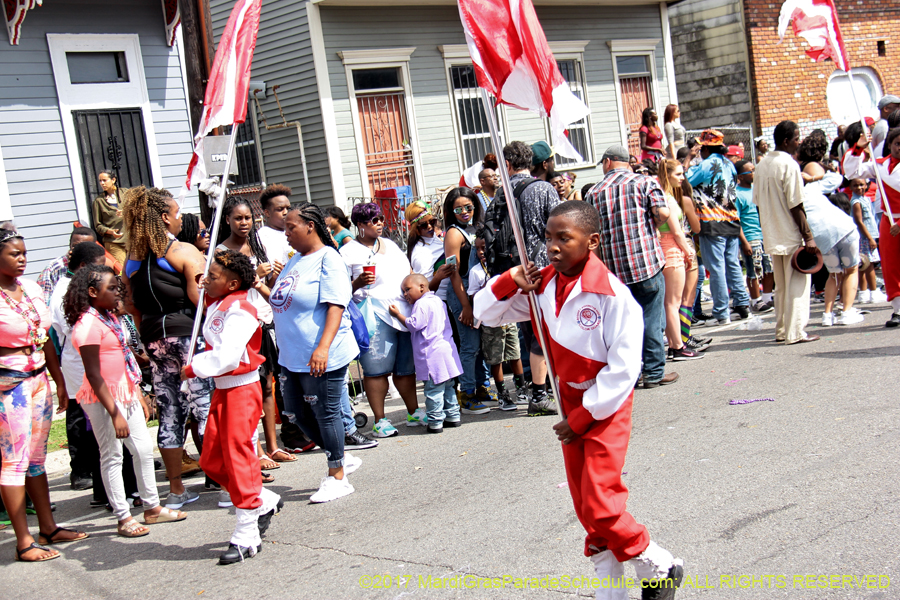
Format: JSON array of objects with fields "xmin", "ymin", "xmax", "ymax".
[
  {"xmin": 176, "ymin": 213, "xmax": 200, "ymax": 246},
  {"xmin": 289, "ymin": 202, "xmax": 338, "ymax": 251},
  {"xmin": 217, "ymin": 196, "xmax": 269, "ymax": 265},
  {"xmin": 64, "ymin": 264, "xmax": 115, "ymax": 327},
  {"xmin": 213, "ymin": 249, "xmax": 255, "ymax": 291},
  {"xmin": 0, "ymin": 228, "xmax": 23, "ymax": 249},
  {"xmin": 123, "ymin": 186, "xmax": 173, "ymax": 260}
]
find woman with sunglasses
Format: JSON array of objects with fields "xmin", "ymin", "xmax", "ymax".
[
  {"xmin": 405, "ymin": 201, "xmax": 454, "ymax": 298},
  {"xmin": 341, "ymin": 203, "xmax": 424, "ymax": 438},
  {"xmin": 176, "ymin": 213, "xmax": 210, "ymax": 253},
  {"xmin": 443, "ymin": 187, "xmax": 493, "ymax": 415}
]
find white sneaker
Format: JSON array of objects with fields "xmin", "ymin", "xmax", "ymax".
[
  {"xmin": 837, "ymin": 308, "xmax": 864, "ymax": 325},
  {"xmin": 371, "ymin": 418, "xmax": 398, "ymax": 438},
  {"xmin": 859, "ymin": 290, "xmax": 873, "ymax": 304},
  {"xmin": 405, "ymin": 407, "xmax": 428, "ymax": 427},
  {"xmin": 218, "ymin": 491, "xmax": 233, "ymax": 508},
  {"xmin": 821, "ymin": 312, "xmax": 834, "ymax": 327},
  {"xmin": 344, "ymin": 452, "xmax": 362, "ymax": 475},
  {"xmin": 310, "ymin": 475, "xmax": 355, "ymax": 503},
  {"xmin": 871, "ymin": 290, "xmax": 888, "ymax": 304}
]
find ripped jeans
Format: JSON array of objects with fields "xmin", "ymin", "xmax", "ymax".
[{"xmin": 279, "ymin": 366, "xmax": 347, "ymax": 469}]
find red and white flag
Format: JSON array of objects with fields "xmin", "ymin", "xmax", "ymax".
[
  {"xmin": 457, "ymin": 0, "xmax": 590, "ymax": 160},
  {"xmin": 180, "ymin": 0, "xmax": 261, "ymax": 203},
  {"xmin": 778, "ymin": 0, "xmax": 849, "ymax": 72}
]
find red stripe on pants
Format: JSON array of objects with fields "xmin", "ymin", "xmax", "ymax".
[
  {"xmin": 562, "ymin": 395, "xmax": 650, "ymax": 562},
  {"xmin": 199, "ymin": 383, "xmax": 263, "ymax": 510},
  {"xmin": 880, "ymin": 215, "xmax": 900, "ymax": 301}
]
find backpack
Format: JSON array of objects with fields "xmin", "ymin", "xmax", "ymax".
[{"xmin": 481, "ymin": 177, "xmax": 539, "ymax": 276}]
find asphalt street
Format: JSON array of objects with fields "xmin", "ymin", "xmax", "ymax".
[{"xmin": 1, "ymin": 302, "xmax": 898, "ymax": 600}]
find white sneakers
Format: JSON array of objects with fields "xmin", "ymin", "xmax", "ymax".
[
  {"xmin": 821, "ymin": 312, "xmax": 834, "ymax": 327},
  {"xmin": 860, "ymin": 289, "xmax": 888, "ymax": 304},
  {"xmin": 837, "ymin": 308, "xmax": 865, "ymax": 325},
  {"xmin": 309, "ymin": 454, "xmax": 361, "ymax": 503}
]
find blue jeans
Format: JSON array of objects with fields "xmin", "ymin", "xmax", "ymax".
[
  {"xmin": 423, "ymin": 377, "xmax": 460, "ymax": 427},
  {"xmin": 340, "ymin": 381, "xmax": 355, "ymax": 435},
  {"xmin": 280, "ymin": 366, "xmax": 348, "ymax": 469},
  {"xmin": 693, "ymin": 254, "xmax": 705, "ymax": 315},
  {"xmin": 698, "ymin": 235, "xmax": 751, "ymax": 320},
  {"xmin": 446, "ymin": 291, "xmax": 490, "ymax": 393},
  {"xmin": 626, "ymin": 269, "xmax": 666, "ymax": 382}
]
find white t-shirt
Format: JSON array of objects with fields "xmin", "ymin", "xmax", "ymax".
[
  {"xmin": 49, "ymin": 277, "xmax": 83, "ymax": 394},
  {"xmin": 467, "ymin": 261, "xmax": 488, "ymax": 297},
  {"xmin": 257, "ymin": 225, "xmax": 290, "ymax": 266},
  {"xmin": 340, "ymin": 237, "xmax": 411, "ymax": 331},
  {"xmin": 409, "ymin": 235, "xmax": 450, "ymax": 301}
]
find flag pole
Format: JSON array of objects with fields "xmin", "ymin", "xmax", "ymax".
[
  {"xmin": 845, "ymin": 71, "xmax": 897, "ymax": 227},
  {"xmin": 184, "ymin": 129, "xmax": 240, "ymax": 368},
  {"xmin": 479, "ymin": 88, "xmax": 565, "ymax": 418}
]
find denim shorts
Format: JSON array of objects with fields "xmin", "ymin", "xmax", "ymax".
[
  {"xmin": 743, "ymin": 239, "xmax": 773, "ymax": 280},
  {"xmin": 358, "ymin": 316, "xmax": 416, "ymax": 378},
  {"xmin": 823, "ymin": 230, "xmax": 860, "ymax": 274}
]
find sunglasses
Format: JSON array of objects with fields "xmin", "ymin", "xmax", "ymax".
[
  {"xmin": 416, "ymin": 219, "xmax": 435, "ymax": 231},
  {"xmin": 453, "ymin": 204, "xmax": 475, "ymax": 215},
  {"xmin": 366, "ymin": 216, "xmax": 385, "ymax": 225},
  {"xmin": 198, "ymin": 229, "xmax": 209, "ymax": 238}
]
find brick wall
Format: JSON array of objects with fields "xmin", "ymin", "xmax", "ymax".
[{"xmin": 743, "ymin": 0, "xmax": 900, "ymax": 140}]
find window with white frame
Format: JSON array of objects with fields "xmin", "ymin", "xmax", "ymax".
[
  {"xmin": 448, "ymin": 64, "xmax": 503, "ymax": 168},
  {"xmin": 553, "ymin": 58, "xmax": 593, "ymax": 167}
]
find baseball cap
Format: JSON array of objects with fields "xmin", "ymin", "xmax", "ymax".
[
  {"xmin": 726, "ymin": 145, "xmax": 744, "ymax": 158},
  {"xmin": 878, "ymin": 95, "xmax": 900, "ymax": 109},
  {"xmin": 531, "ymin": 141, "xmax": 554, "ymax": 165},
  {"xmin": 600, "ymin": 144, "xmax": 630, "ymax": 162}
]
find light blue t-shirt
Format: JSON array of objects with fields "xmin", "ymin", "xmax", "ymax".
[
  {"xmin": 851, "ymin": 194, "xmax": 879, "ymax": 239},
  {"xmin": 271, "ymin": 246, "xmax": 359, "ymax": 373},
  {"xmin": 734, "ymin": 186, "xmax": 762, "ymax": 242}
]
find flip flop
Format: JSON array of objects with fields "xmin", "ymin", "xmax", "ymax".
[
  {"xmin": 261, "ymin": 471, "xmax": 275, "ymax": 484},
  {"xmin": 38, "ymin": 527, "xmax": 89, "ymax": 545},
  {"xmin": 267, "ymin": 449, "xmax": 297, "ymax": 463},
  {"xmin": 16, "ymin": 542, "xmax": 59, "ymax": 562},
  {"xmin": 144, "ymin": 507, "xmax": 187, "ymax": 525},
  {"xmin": 259, "ymin": 456, "xmax": 280, "ymax": 471}
]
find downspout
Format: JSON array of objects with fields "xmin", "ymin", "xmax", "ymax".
[{"xmin": 253, "ymin": 86, "xmax": 312, "ymax": 204}]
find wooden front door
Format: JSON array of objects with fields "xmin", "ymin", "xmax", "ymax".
[
  {"xmin": 619, "ymin": 76, "xmax": 653, "ymax": 159},
  {"xmin": 357, "ymin": 91, "xmax": 416, "ymax": 197}
]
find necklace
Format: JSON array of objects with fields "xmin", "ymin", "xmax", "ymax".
[
  {"xmin": 0, "ymin": 280, "xmax": 47, "ymax": 351},
  {"xmin": 479, "ymin": 190, "xmax": 492, "ymax": 208}
]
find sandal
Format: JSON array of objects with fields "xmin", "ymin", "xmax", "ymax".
[
  {"xmin": 38, "ymin": 526, "xmax": 89, "ymax": 545},
  {"xmin": 117, "ymin": 519, "xmax": 150, "ymax": 538},
  {"xmin": 259, "ymin": 456, "xmax": 280, "ymax": 471},
  {"xmin": 261, "ymin": 471, "xmax": 275, "ymax": 484},
  {"xmin": 16, "ymin": 542, "xmax": 59, "ymax": 562},
  {"xmin": 144, "ymin": 507, "xmax": 187, "ymax": 525},
  {"xmin": 267, "ymin": 449, "xmax": 297, "ymax": 463}
]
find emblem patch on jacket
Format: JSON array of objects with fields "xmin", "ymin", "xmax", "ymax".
[{"xmin": 576, "ymin": 305, "xmax": 601, "ymax": 330}]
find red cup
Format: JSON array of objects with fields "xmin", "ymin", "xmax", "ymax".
[{"xmin": 362, "ymin": 265, "xmax": 376, "ymax": 278}]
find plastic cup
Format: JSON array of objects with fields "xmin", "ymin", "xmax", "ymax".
[{"xmin": 363, "ymin": 265, "xmax": 376, "ymax": 278}]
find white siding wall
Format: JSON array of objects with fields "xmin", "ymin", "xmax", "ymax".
[
  {"xmin": 320, "ymin": 4, "xmax": 670, "ymax": 197},
  {"xmin": 0, "ymin": 0, "xmax": 197, "ymax": 277}
]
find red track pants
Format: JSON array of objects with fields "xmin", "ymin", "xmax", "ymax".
[
  {"xmin": 880, "ymin": 215, "xmax": 900, "ymax": 301},
  {"xmin": 562, "ymin": 395, "xmax": 650, "ymax": 562},
  {"xmin": 199, "ymin": 383, "xmax": 263, "ymax": 511}
]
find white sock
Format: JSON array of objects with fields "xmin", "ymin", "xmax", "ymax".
[
  {"xmin": 590, "ymin": 550, "xmax": 628, "ymax": 600},
  {"xmin": 629, "ymin": 540, "xmax": 675, "ymax": 582},
  {"xmin": 892, "ymin": 297, "xmax": 900, "ymax": 313},
  {"xmin": 231, "ymin": 507, "xmax": 262, "ymax": 549},
  {"xmin": 761, "ymin": 292, "xmax": 773, "ymax": 304}
]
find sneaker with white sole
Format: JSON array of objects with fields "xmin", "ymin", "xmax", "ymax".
[
  {"xmin": 164, "ymin": 488, "xmax": 199, "ymax": 509},
  {"xmin": 345, "ymin": 429, "xmax": 378, "ymax": 450},
  {"xmin": 871, "ymin": 290, "xmax": 888, "ymax": 304},
  {"xmin": 343, "ymin": 452, "xmax": 362, "ymax": 475},
  {"xmin": 459, "ymin": 392, "xmax": 490, "ymax": 415},
  {"xmin": 372, "ymin": 418, "xmax": 399, "ymax": 438},
  {"xmin": 859, "ymin": 290, "xmax": 872, "ymax": 304},
  {"xmin": 310, "ymin": 476, "xmax": 355, "ymax": 503},
  {"xmin": 514, "ymin": 385, "xmax": 529, "ymax": 405},
  {"xmin": 405, "ymin": 407, "xmax": 428, "ymax": 427},
  {"xmin": 497, "ymin": 388, "xmax": 517, "ymax": 411},
  {"xmin": 837, "ymin": 308, "xmax": 864, "ymax": 325},
  {"xmin": 716, "ymin": 317, "xmax": 731, "ymax": 326},
  {"xmin": 821, "ymin": 312, "xmax": 834, "ymax": 327},
  {"xmin": 218, "ymin": 491, "xmax": 233, "ymax": 508}
]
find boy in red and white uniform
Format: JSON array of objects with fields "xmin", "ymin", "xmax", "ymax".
[
  {"xmin": 474, "ymin": 201, "xmax": 682, "ymax": 600},
  {"xmin": 843, "ymin": 129, "xmax": 900, "ymax": 327},
  {"xmin": 181, "ymin": 250, "xmax": 283, "ymax": 565}
]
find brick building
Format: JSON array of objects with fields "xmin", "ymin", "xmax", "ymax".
[{"xmin": 670, "ymin": 0, "xmax": 900, "ymax": 147}]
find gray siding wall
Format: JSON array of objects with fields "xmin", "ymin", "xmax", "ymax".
[
  {"xmin": 0, "ymin": 0, "xmax": 197, "ymax": 277},
  {"xmin": 321, "ymin": 4, "xmax": 671, "ymax": 197},
  {"xmin": 211, "ymin": 0, "xmax": 330, "ymax": 205},
  {"xmin": 669, "ymin": 0, "xmax": 753, "ymax": 130}
]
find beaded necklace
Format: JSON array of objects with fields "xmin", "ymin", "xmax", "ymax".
[{"xmin": 0, "ymin": 280, "xmax": 47, "ymax": 351}]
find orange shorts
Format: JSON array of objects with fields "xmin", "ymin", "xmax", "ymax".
[{"xmin": 659, "ymin": 232, "xmax": 686, "ymax": 269}]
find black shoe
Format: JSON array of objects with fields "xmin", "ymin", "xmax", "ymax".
[
  {"xmin": 692, "ymin": 312, "xmax": 714, "ymax": 326},
  {"xmin": 641, "ymin": 563, "xmax": 684, "ymax": 600},
  {"xmin": 89, "ymin": 499, "xmax": 107, "ymax": 508},
  {"xmin": 204, "ymin": 476, "xmax": 221, "ymax": 491},
  {"xmin": 670, "ymin": 346, "xmax": 704, "ymax": 361},
  {"xmin": 443, "ymin": 420, "xmax": 461, "ymax": 428},
  {"xmin": 684, "ymin": 338, "xmax": 709, "ymax": 352},
  {"xmin": 732, "ymin": 305, "xmax": 750, "ymax": 320},
  {"xmin": 345, "ymin": 430, "xmax": 379, "ymax": 450},
  {"xmin": 427, "ymin": 425, "xmax": 443, "ymax": 434},
  {"xmin": 753, "ymin": 301, "xmax": 774, "ymax": 314},
  {"xmin": 692, "ymin": 335, "xmax": 712, "ymax": 346},
  {"xmin": 257, "ymin": 498, "xmax": 285, "ymax": 537},
  {"xmin": 70, "ymin": 475, "xmax": 93, "ymax": 491},
  {"xmin": 154, "ymin": 459, "xmax": 163, "ymax": 471},
  {"xmin": 218, "ymin": 543, "xmax": 261, "ymax": 565},
  {"xmin": 887, "ymin": 313, "xmax": 900, "ymax": 328}
]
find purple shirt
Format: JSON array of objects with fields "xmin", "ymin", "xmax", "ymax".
[{"xmin": 405, "ymin": 292, "xmax": 463, "ymax": 384}]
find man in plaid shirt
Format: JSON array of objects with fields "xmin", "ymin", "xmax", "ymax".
[{"xmin": 586, "ymin": 145, "xmax": 679, "ymax": 388}]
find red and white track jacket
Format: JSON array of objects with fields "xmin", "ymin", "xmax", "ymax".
[
  {"xmin": 184, "ymin": 290, "xmax": 264, "ymax": 389},
  {"xmin": 843, "ymin": 147, "xmax": 900, "ymax": 218},
  {"xmin": 473, "ymin": 253, "xmax": 643, "ymax": 435}
]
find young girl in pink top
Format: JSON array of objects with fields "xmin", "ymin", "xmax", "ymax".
[{"xmin": 66, "ymin": 264, "xmax": 187, "ymax": 537}]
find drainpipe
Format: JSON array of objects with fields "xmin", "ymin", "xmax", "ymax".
[{"xmin": 253, "ymin": 85, "xmax": 312, "ymax": 204}]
